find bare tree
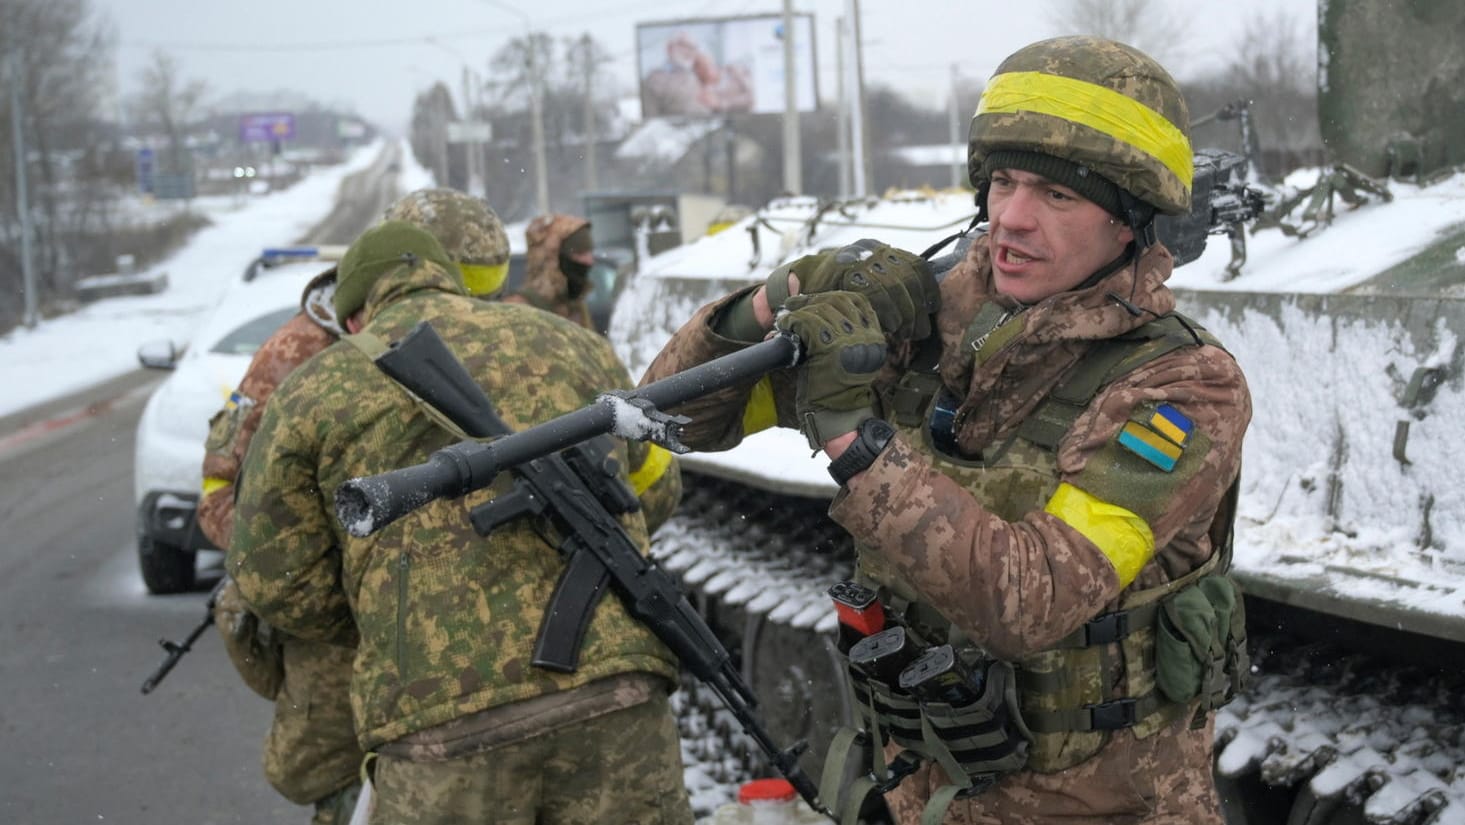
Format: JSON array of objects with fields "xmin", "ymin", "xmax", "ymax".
[
  {"xmin": 128, "ymin": 50, "xmax": 208, "ymax": 172},
  {"xmin": 0, "ymin": 0, "xmax": 116, "ymax": 328},
  {"xmin": 1046, "ymin": 0, "xmax": 1180, "ymax": 67},
  {"xmin": 1186, "ymin": 8, "xmax": 1319, "ymax": 177}
]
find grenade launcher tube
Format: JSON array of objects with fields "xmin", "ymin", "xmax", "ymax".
[{"xmin": 336, "ymin": 333, "xmax": 800, "ymax": 537}]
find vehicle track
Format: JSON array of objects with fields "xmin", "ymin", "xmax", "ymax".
[{"xmin": 655, "ymin": 472, "xmax": 1465, "ymax": 824}]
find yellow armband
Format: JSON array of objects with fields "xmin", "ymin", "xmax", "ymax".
[
  {"xmin": 1044, "ymin": 482, "xmax": 1155, "ymax": 588},
  {"xmin": 741, "ymin": 376, "xmax": 778, "ymax": 435}
]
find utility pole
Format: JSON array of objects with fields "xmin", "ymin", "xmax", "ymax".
[
  {"xmin": 844, "ymin": 0, "xmax": 868, "ymax": 196},
  {"xmin": 580, "ymin": 35, "xmax": 598, "ymax": 194},
  {"xmin": 781, "ymin": 0, "xmax": 801, "ymax": 195},
  {"xmin": 481, "ymin": 2, "xmax": 549, "ymax": 214},
  {"xmin": 948, "ymin": 63, "xmax": 963, "ymax": 188},
  {"xmin": 7, "ymin": 52, "xmax": 38, "ymax": 329},
  {"xmin": 527, "ymin": 35, "xmax": 550, "ymax": 215},
  {"xmin": 835, "ymin": 16, "xmax": 851, "ymax": 198},
  {"xmin": 462, "ymin": 66, "xmax": 478, "ymax": 195},
  {"xmin": 851, "ymin": 0, "xmax": 872, "ymax": 193}
]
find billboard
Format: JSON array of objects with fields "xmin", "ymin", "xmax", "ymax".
[
  {"xmin": 239, "ymin": 113, "xmax": 296, "ymax": 143},
  {"xmin": 637, "ymin": 14, "xmax": 817, "ymax": 118}
]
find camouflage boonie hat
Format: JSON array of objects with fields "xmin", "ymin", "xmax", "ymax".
[
  {"xmin": 333, "ymin": 221, "xmax": 458, "ymax": 320},
  {"xmin": 383, "ymin": 188, "xmax": 510, "ymax": 268},
  {"xmin": 969, "ymin": 36, "xmax": 1192, "ymax": 215}
]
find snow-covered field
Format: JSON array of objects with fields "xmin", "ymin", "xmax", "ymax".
[{"xmin": 0, "ymin": 137, "xmax": 434, "ymax": 419}]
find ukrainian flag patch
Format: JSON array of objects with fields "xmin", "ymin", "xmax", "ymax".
[
  {"xmin": 1149, "ymin": 403, "xmax": 1193, "ymax": 446},
  {"xmin": 1117, "ymin": 403, "xmax": 1193, "ymax": 472}
]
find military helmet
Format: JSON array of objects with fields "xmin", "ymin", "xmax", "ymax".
[
  {"xmin": 383, "ymin": 188, "xmax": 511, "ymax": 297},
  {"xmin": 968, "ymin": 36, "xmax": 1192, "ymax": 216},
  {"xmin": 333, "ymin": 220, "xmax": 460, "ymax": 321}
]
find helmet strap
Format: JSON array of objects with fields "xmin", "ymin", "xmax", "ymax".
[
  {"xmin": 1118, "ymin": 189, "xmax": 1157, "ymax": 254},
  {"xmin": 974, "ymin": 180, "xmax": 991, "ymax": 224}
]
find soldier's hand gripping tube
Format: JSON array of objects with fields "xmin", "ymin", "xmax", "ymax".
[
  {"xmin": 333, "ymin": 322, "xmax": 831, "ymax": 818},
  {"xmin": 335, "ymin": 325, "xmax": 801, "ymax": 538}
]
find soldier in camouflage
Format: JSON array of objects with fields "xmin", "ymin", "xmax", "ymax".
[
  {"xmin": 642, "ymin": 37, "xmax": 1249, "ymax": 824},
  {"xmin": 199, "ymin": 188, "xmax": 546, "ymax": 824},
  {"xmin": 227, "ymin": 220, "xmax": 691, "ymax": 825},
  {"xmin": 505, "ymin": 212, "xmax": 597, "ymax": 329}
]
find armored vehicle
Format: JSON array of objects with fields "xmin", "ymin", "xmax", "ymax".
[{"xmin": 611, "ymin": 3, "xmax": 1465, "ymax": 821}]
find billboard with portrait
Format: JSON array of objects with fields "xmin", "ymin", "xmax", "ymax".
[{"xmin": 636, "ymin": 14, "xmax": 817, "ymax": 118}]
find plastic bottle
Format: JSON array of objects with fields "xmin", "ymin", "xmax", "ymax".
[{"xmin": 709, "ymin": 779, "xmax": 827, "ymax": 825}]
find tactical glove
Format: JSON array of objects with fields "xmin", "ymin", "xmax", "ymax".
[
  {"xmin": 765, "ymin": 239, "xmax": 941, "ymax": 342},
  {"xmin": 775, "ymin": 292, "xmax": 887, "ymax": 449}
]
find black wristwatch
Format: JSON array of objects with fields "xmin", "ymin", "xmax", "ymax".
[{"xmin": 828, "ymin": 418, "xmax": 897, "ymax": 486}]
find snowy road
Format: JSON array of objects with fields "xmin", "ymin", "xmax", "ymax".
[{"xmin": 0, "ymin": 377, "xmax": 294, "ymax": 824}]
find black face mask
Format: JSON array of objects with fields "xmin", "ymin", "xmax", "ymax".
[{"xmin": 559, "ymin": 251, "xmax": 591, "ymax": 299}]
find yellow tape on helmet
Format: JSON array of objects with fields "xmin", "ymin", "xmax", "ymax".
[
  {"xmin": 1043, "ymin": 482, "xmax": 1156, "ymax": 589},
  {"xmin": 978, "ymin": 71, "xmax": 1192, "ymax": 189},
  {"xmin": 459, "ymin": 261, "xmax": 510, "ymax": 297}
]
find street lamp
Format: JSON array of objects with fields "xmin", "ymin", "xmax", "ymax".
[{"xmin": 480, "ymin": 0, "xmax": 549, "ymax": 216}]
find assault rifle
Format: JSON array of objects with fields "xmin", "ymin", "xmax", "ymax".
[
  {"xmin": 334, "ymin": 322, "xmax": 829, "ymax": 814},
  {"xmin": 140, "ymin": 577, "xmax": 226, "ymax": 694}
]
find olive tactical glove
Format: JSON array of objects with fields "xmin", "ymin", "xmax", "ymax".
[
  {"xmin": 775, "ymin": 292, "xmax": 887, "ymax": 449},
  {"xmin": 765, "ymin": 239, "xmax": 941, "ymax": 342}
]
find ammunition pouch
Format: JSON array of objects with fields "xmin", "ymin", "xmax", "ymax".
[
  {"xmin": 826, "ymin": 654, "xmax": 1031, "ymax": 825},
  {"xmin": 1155, "ymin": 574, "xmax": 1249, "ymax": 709}
]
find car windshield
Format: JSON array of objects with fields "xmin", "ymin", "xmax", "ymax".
[{"xmin": 209, "ymin": 307, "xmax": 296, "ymax": 355}]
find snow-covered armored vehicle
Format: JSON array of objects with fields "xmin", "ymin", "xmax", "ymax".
[{"xmin": 610, "ymin": 4, "xmax": 1465, "ymax": 822}]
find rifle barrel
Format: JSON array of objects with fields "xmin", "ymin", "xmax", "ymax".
[{"xmin": 337, "ymin": 334, "xmax": 800, "ymax": 537}]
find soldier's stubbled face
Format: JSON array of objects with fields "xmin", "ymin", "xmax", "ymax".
[{"xmin": 986, "ymin": 168, "xmax": 1134, "ymax": 304}]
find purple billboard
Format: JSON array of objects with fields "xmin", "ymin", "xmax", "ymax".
[{"xmin": 239, "ymin": 113, "xmax": 296, "ymax": 143}]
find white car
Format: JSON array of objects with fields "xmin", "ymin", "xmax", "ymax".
[{"xmin": 133, "ymin": 247, "xmax": 343, "ymax": 594}]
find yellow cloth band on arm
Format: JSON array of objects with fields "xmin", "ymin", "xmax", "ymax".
[
  {"xmin": 1043, "ymin": 482, "xmax": 1156, "ymax": 589},
  {"xmin": 202, "ymin": 476, "xmax": 232, "ymax": 496},
  {"xmin": 459, "ymin": 261, "xmax": 510, "ymax": 297},
  {"xmin": 978, "ymin": 71, "xmax": 1192, "ymax": 189},
  {"xmin": 629, "ymin": 444, "xmax": 673, "ymax": 496},
  {"xmin": 741, "ymin": 376, "xmax": 778, "ymax": 435}
]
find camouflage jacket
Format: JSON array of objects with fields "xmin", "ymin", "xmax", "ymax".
[
  {"xmin": 645, "ymin": 236, "xmax": 1249, "ymax": 655},
  {"xmin": 198, "ymin": 310, "xmax": 336, "ymax": 548},
  {"xmin": 642, "ymin": 237, "xmax": 1249, "ymax": 819},
  {"xmin": 229, "ymin": 259, "xmax": 681, "ymax": 750},
  {"xmin": 504, "ymin": 213, "xmax": 593, "ymax": 329}
]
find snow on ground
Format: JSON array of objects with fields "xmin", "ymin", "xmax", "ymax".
[{"xmin": 0, "ymin": 138, "xmax": 435, "ymax": 419}]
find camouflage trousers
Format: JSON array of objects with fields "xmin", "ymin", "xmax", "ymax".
[
  {"xmin": 882, "ymin": 715, "xmax": 1222, "ymax": 825},
  {"xmin": 264, "ymin": 638, "xmax": 365, "ymax": 806},
  {"xmin": 369, "ymin": 693, "xmax": 693, "ymax": 825}
]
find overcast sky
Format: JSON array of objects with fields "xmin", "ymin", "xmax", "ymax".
[{"xmin": 95, "ymin": 0, "xmax": 1317, "ymax": 135}]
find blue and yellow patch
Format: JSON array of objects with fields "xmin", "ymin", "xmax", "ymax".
[{"xmin": 1117, "ymin": 403, "xmax": 1194, "ymax": 472}]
